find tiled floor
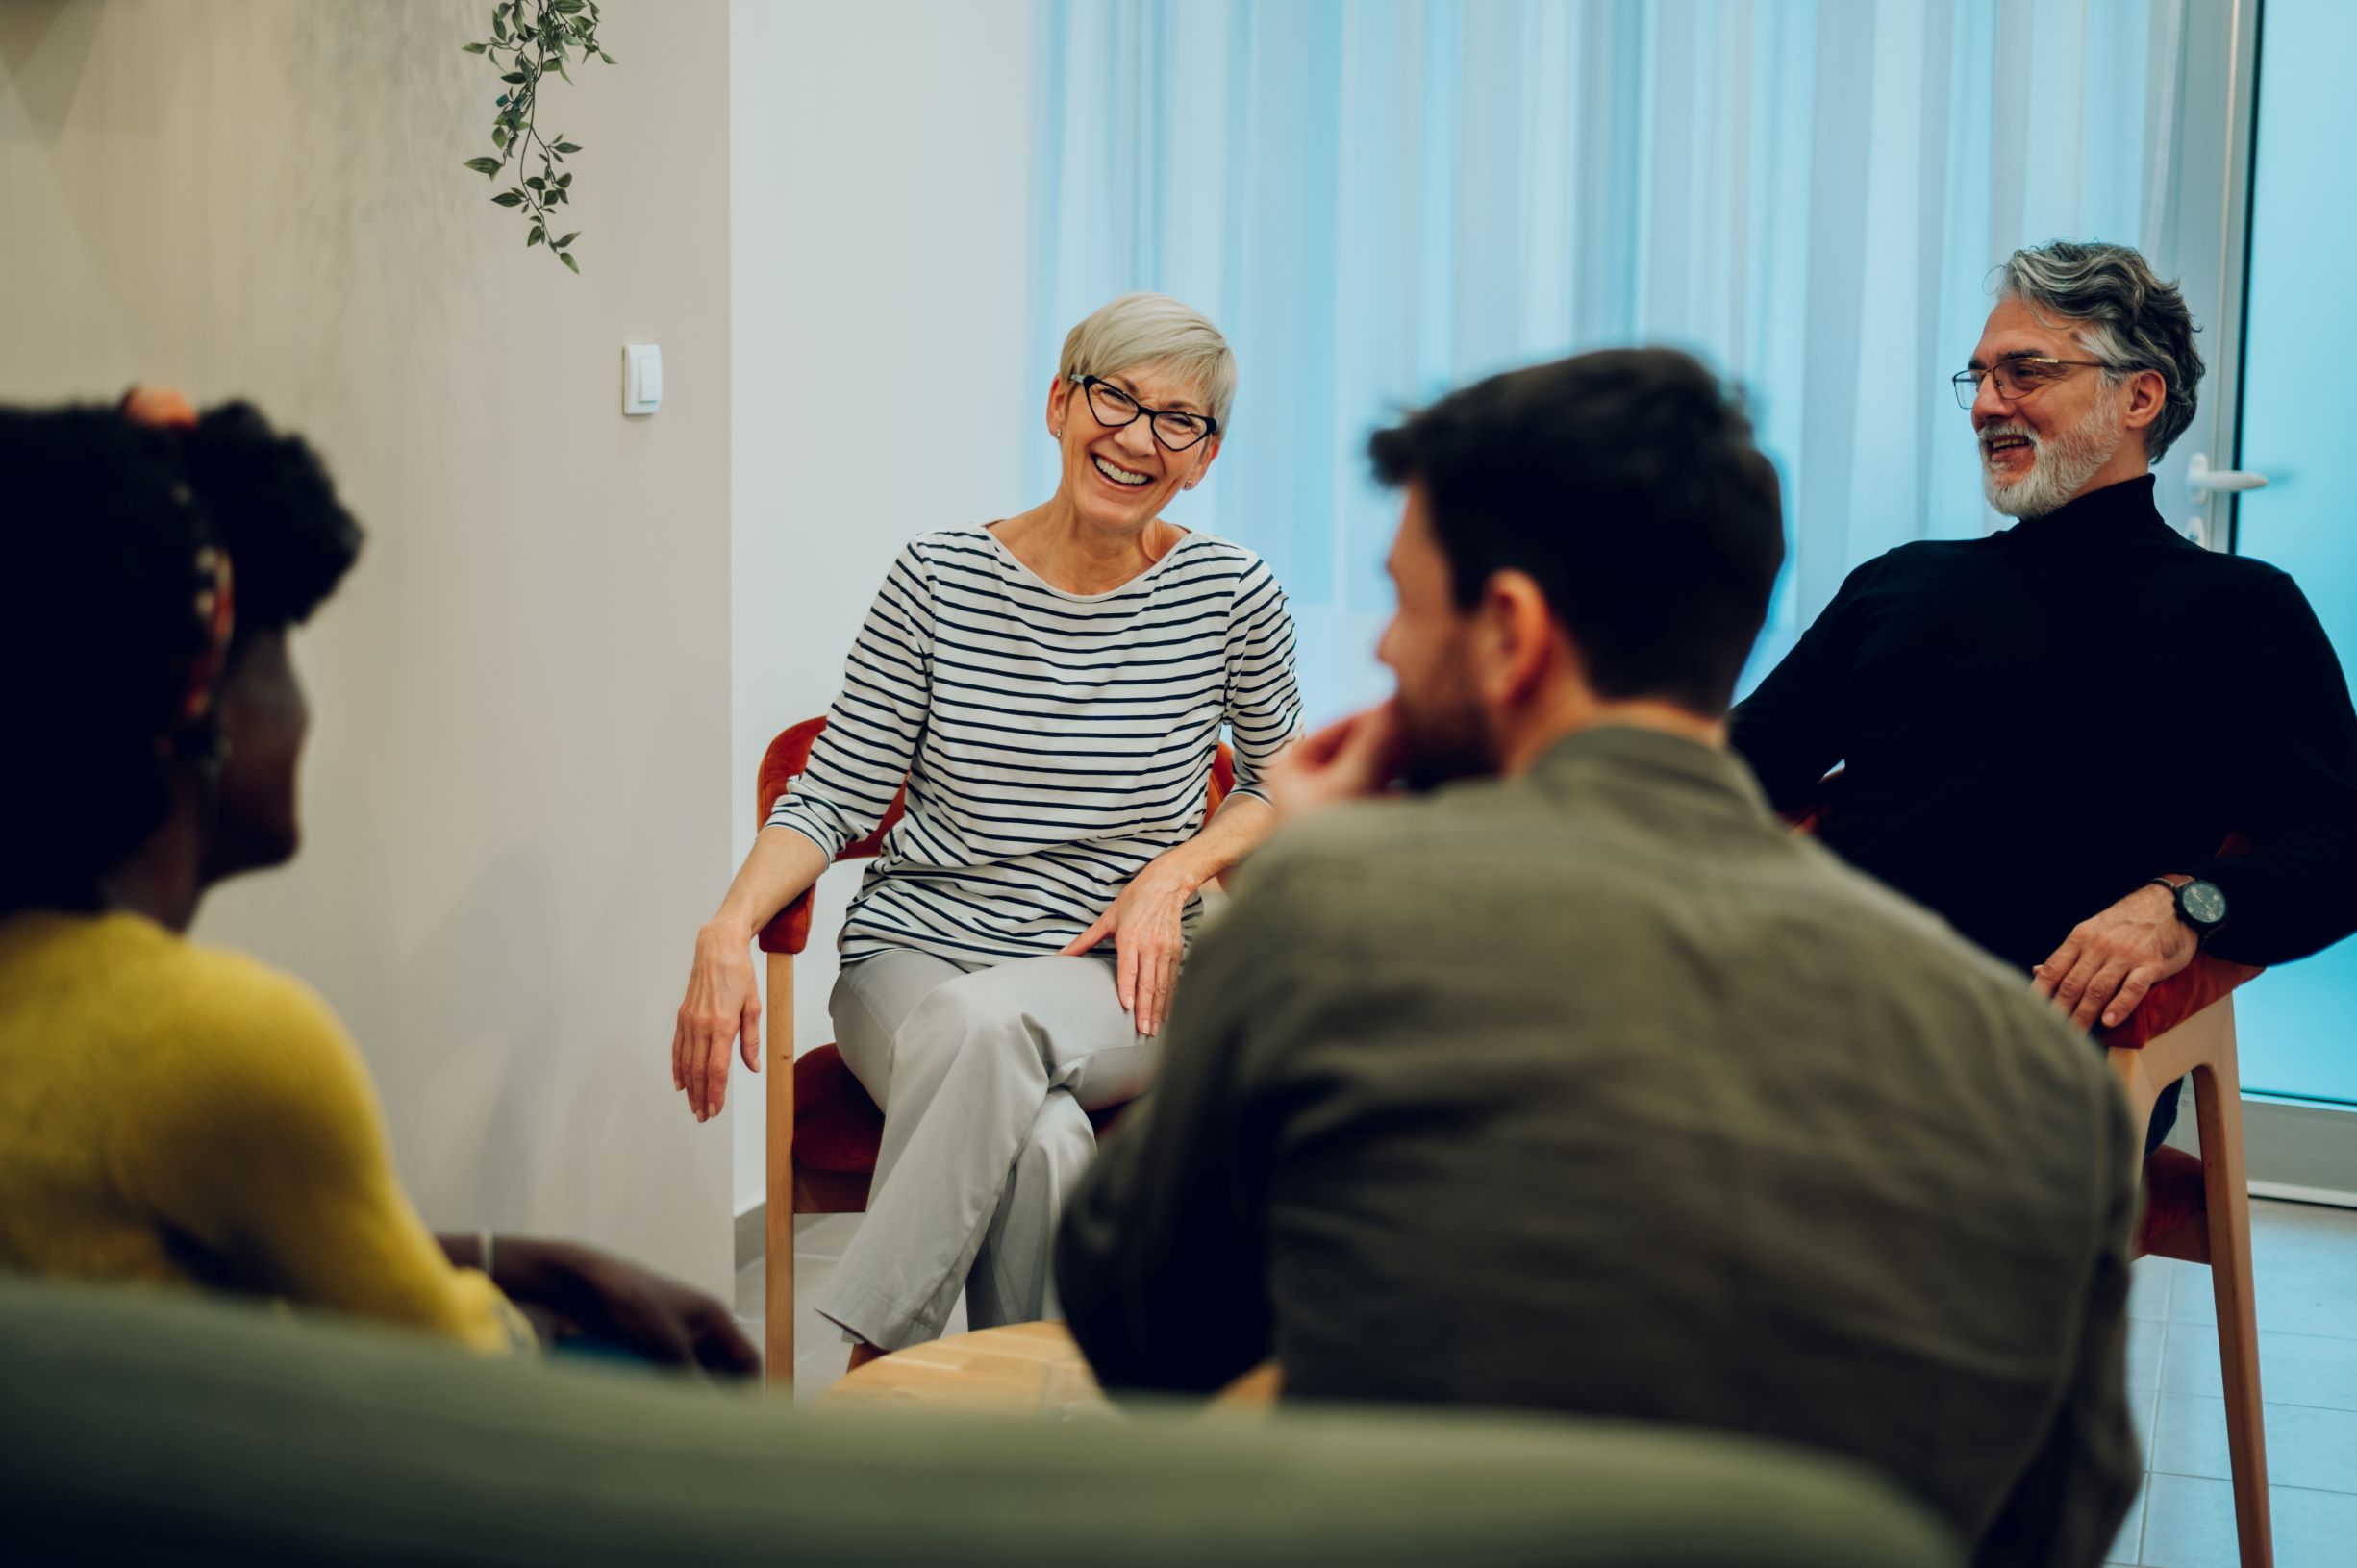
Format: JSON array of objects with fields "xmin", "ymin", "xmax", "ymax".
[
  {"xmin": 734, "ymin": 1212, "xmax": 962, "ymax": 1405},
  {"xmin": 740, "ymin": 1201, "xmax": 2357, "ymax": 1560},
  {"xmin": 2111, "ymin": 1199, "xmax": 2357, "ymax": 1566}
]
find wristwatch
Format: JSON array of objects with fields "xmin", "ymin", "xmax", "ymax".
[{"xmin": 2148, "ymin": 874, "xmax": 2228, "ymax": 944}]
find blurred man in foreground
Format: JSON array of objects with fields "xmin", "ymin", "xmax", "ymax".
[{"xmin": 1058, "ymin": 349, "xmax": 2137, "ymax": 1567}]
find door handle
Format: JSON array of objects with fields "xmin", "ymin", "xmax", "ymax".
[{"xmin": 2188, "ymin": 453, "xmax": 2269, "ymax": 494}]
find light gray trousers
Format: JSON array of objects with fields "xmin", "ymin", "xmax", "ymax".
[{"xmin": 810, "ymin": 950, "xmax": 1157, "ymax": 1352}]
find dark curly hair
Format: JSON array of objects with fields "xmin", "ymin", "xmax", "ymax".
[
  {"xmin": 182, "ymin": 401, "xmax": 365, "ymax": 657},
  {"xmin": 0, "ymin": 401, "xmax": 363, "ymax": 912}
]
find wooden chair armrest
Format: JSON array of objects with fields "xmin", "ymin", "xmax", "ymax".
[
  {"xmin": 1782, "ymin": 779, "xmax": 2258, "ymax": 1053},
  {"xmin": 758, "ymin": 893, "xmax": 814, "ymax": 957},
  {"xmin": 2098, "ymin": 953, "xmax": 2263, "ymax": 1051}
]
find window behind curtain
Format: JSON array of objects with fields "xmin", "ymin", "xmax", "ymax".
[{"xmin": 1026, "ymin": 0, "xmax": 2190, "ymax": 718}]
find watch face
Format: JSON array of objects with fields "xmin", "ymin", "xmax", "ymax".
[{"xmin": 2183, "ymin": 880, "xmax": 2227, "ymax": 926}]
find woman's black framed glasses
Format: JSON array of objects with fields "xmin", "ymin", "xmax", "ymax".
[{"xmin": 1071, "ymin": 374, "xmax": 1218, "ymax": 452}]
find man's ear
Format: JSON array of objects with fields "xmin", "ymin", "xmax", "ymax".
[
  {"xmin": 1474, "ymin": 569, "xmax": 1559, "ymax": 709},
  {"xmin": 2120, "ymin": 368, "xmax": 2168, "ymax": 435}
]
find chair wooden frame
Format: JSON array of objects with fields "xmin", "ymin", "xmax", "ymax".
[
  {"xmin": 2103, "ymin": 961, "xmax": 2273, "ymax": 1568},
  {"xmin": 756, "ymin": 716, "xmax": 1234, "ymax": 1388}
]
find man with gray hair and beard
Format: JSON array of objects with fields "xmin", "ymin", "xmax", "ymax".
[{"xmin": 1732, "ymin": 238, "xmax": 2357, "ymax": 1152}]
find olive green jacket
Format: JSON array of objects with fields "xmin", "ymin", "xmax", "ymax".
[{"xmin": 1062, "ymin": 725, "xmax": 2138, "ymax": 1568}]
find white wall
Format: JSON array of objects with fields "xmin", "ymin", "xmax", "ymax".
[
  {"xmin": 728, "ymin": 0, "xmax": 1042, "ymax": 1214},
  {"xmin": 1, "ymin": 1, "xmax": 737, "ymax": 1293}
]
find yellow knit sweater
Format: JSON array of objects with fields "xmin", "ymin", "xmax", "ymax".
[{"xmin": 0, "ymin": 910, "xmax": 524, "ymax": 1354}]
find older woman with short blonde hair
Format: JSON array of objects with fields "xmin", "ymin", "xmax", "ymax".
[{"xmin": 671, "ymin": 293, "xmax": 1303, "ymax": 1351}]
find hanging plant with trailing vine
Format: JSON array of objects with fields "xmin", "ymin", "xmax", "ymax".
[{"xmin": 461, "ymin": 0, "xmax": 614, "ymax": 273}]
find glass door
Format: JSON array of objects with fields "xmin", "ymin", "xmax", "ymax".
[
  {"xmin": 2213, "ymin": 0, "xmax": 2357, "ymax": 1113},
  {"xmin": 2150, "ymin": 0, "xmax": 2357, "ymax": 1195}
]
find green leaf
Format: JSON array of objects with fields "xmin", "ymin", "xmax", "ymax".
[
  {"xmin": 463, "ymin": 156, "xmax": 502, "ymax": 176},
  {"xmin": 462, "ymin": 41, "xmax": 489, "ymax": 54},
  {"xmin": 525, "ymin": 176, "xmax": 546, "ymax": 191},
  {"xmin": 528, "ymin": 226, "xmax": 545, "ymax": 247},
  {"xmin": 555, "ymin": 232, "xmax": 579, "ymax": 248},
  {"xmin": 492, "ymin": 191, "xmax": 525, "ymax": 207},
  {"xmin": 500, "ymin": 69, "xmax": 528, "ymax": 84},
  {"xmin": 599, "ymin": 51, "xmax": 614, "ymax": 64},
  {"xmin": 554, "ymin": 141, "xmax": 582, "ymax": 154},
  {"xmin": 490, "ymin": 126, "xmax": 508, "ymax": 149},
  {"xmin": 560, "ymin": 252, "xmax": 580, "ymax": 274},
  {"xmin": 556, "ymin": 172, "xmax": 571, "ymax": 187},
  {"xmin": 552, "ymin": 0, "xmax": 585, "ymax": 13}
]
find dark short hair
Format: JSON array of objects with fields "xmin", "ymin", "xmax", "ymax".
[
  {"xmin": 1367, "ymin": 348, "xmax": 1785, "ymax": 714},
  {"xmin": 0, "ymin": 401, "xmax": 363, "ymax": 911}
]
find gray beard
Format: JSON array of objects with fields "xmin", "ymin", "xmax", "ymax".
[{"xmin": 1981, "ymin": 398, "xmax": 2123, "ymax": 519}]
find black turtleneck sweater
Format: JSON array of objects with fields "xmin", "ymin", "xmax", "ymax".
[{"xmin": 1731, "ymin": 474, "xmax": 2357, "ymax": 978}]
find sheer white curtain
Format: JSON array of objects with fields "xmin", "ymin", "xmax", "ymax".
[{"xmin": 1026, "ymin": 0, "xmax": 2191, "ymax": 714}]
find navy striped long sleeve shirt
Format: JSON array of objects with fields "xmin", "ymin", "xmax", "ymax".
[{"xmin": 767, "ymin": 525, "xmax": 1306, "ymax": 969}]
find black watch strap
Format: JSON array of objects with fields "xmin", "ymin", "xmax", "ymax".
[{"xmin": 2147, "ymin": 875, "xmax": 2224, "ymax": 942}]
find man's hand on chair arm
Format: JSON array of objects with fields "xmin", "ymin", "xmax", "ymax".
[{"xmin": 2034, "ymin": 882, "xmax": 2199, "ymax": 1032}]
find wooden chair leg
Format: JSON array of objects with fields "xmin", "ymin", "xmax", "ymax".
[
  {"xmin": 765, "ymin": 951, "xmax": 796, "ymax": 1389},
  {"xmin": 2193, "ymin": 1046, "xmax": 2273, "ymax": 1568}
]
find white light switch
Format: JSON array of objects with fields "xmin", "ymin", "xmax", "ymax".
[{"xmin": 623, "ymin": 344, "xmax": 663, "ymax": 415}]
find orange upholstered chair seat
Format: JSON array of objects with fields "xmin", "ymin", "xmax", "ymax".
[
  {"xmin": 791, "ymin": 1044, "xmax": 1126, "ymax": 1176},
  {"xmin": 790, "ymin": 1047, "xmax": 887, "ymax": 1174}
]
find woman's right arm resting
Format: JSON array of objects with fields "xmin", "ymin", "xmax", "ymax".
[
  {"xmin": 677, "ymin": 543, "xmax": 938, "ymax": 1121},
  {"xmin": 672, "ymin": 824, "xmax": 831, "ymax": 1122}
]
